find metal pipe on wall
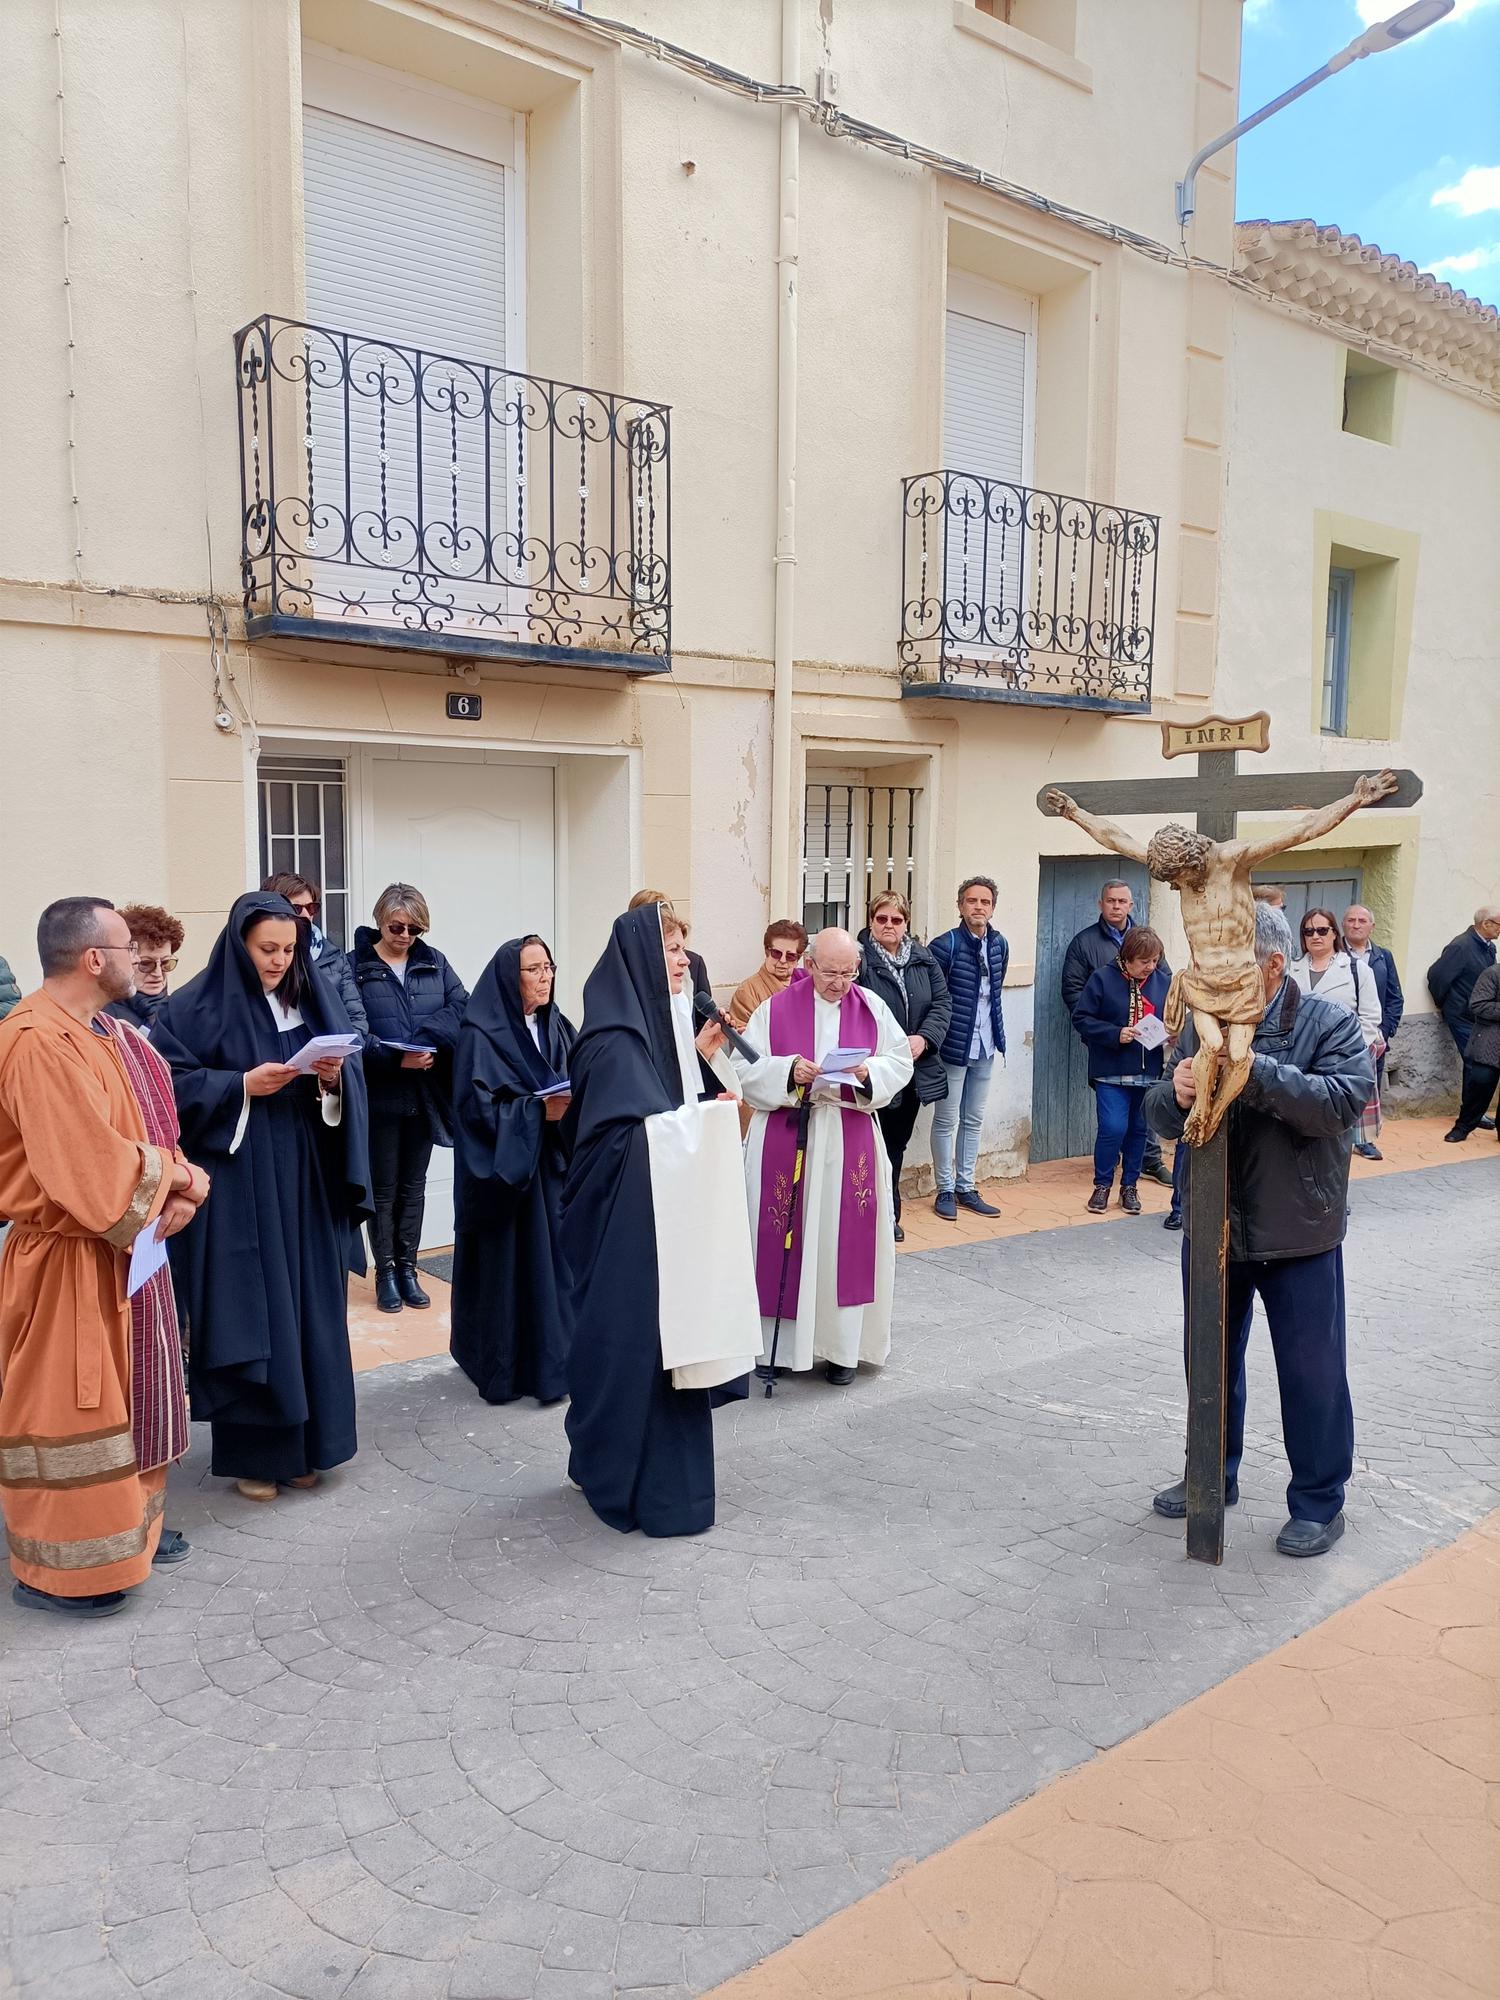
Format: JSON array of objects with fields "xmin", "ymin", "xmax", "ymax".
[{"xmin": 768, "ymin": 0, "xmax": 800, "ymax": 919}]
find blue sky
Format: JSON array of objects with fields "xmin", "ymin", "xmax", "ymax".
[{"xmin": 1236, "ymin": 0, "xmax": 1500, "ymax": 303}]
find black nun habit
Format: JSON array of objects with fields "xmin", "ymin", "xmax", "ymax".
[
  {"xmin": 561, "ymin": 905, "xmax": 746, "ymax": 1539},
  {"xmin": 154, "ymin": 892, "xmax": 372, "ymax": 1483},
  {"xmin": 449, "ymin": 937, "xmax": 577, "ymax": 1405}
]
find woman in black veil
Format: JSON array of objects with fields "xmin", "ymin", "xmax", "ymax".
[
  {"xmin": 450, "ymin": 936, "xmax": 576, "ymax": 1405},
  {"xmin": 153, "ymin": 892, "xmax": 371, "ymax": 1500},
  {"xmin": 562, "ymin": 903, "xmax": 745, "ymax": 1537}
]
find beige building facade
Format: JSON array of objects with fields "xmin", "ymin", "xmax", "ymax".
[{"xmin": 2, "ymin": 0, "xmax": 1496, "ymax": 1198}]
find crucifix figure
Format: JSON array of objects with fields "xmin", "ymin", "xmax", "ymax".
[
  {"xmin": 1043, "ymin": 767, "xmax": 1400, "ymax": 1143},
  {"xmin": 1037, "ymin": 716, "xmax": 1422, "ymax": 1562}
]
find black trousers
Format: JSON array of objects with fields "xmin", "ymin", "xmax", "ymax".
[
  {"xmin": 368, "ymin": 1104, "xmax": 435, "ymax": 1266},
  {"xmin": 1457, "ymin": 1060, "xmax": 1500, "ymax": 1133},
  {"xmin": 878, "ymin": 1092, "xmax": 923, "ymax": 1221}
]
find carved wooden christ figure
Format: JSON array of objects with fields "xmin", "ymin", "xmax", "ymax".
[{"xmin": 1042, "ymin": 769, "xmax": 1399, "ymax": 1144}]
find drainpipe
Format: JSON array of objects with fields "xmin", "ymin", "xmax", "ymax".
[{"xmin": 768, "ymin": 0, "xmax": 800, "ymax": 917}]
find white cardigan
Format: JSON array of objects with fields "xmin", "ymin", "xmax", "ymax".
[{"xmin": 1289, "ymin": 950, "xmax": 1383, "ymax": 1047}]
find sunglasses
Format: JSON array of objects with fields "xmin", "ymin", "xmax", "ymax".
[
  {"xmin": 1302, "ymin": 924, "xmax": 1333, "ymax": 937},
  {"xmin": 290, "ymin": 901, "xmax": 318, "ymax": 917},
  {"xmin": 871, "ymin": 912, "xmax": 907, "ymax": 925},
  {"xmin": 134, "ymin": 956, "xmax": 178, "ymax": 975},
  {"xmin": 767, "ymin": 946, "xmax": 801, "ymax": 962},
  {"xmin": 385, "ymin": 921, "xmax": 424, "ymax": 938}
]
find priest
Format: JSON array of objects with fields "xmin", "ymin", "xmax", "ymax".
[{"xmin": 737, "ymin": 928, "xmax": 914, "ymax": 1385}]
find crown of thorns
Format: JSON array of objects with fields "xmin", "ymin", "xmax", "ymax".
[{"xmin": 1146, "ymin": 823, "xmax": 1213, "ymax": 880}]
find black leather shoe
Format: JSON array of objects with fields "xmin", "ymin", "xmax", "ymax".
[
  {"xmin": 824, "ymin": 1363, "xmax": 857, "ymax": 1386},
  {"xmin": 1143, "ymin": 1161, "xmax": 1175, "ymax": 1186},
  {"xmin": 396, "ymin": 1263, "xmax": 431, "ymax": 1309},
  {"xmin": 1163, "ymin": 1212, "xmax": 1183, "ymax": 1231},
  {"xmin": 1086, "ymin": 1184, "xmax": 1110, "ymax": 1214},
  {"xmin": 1152, "ymin": 1478, "xmax": 1239, "ymax": 1518},
  {"xmin": 893, "ymin": 1222, "xmax": 905, "ymax": 1243},
  {"xmin": 1481, "ymin": 1115, "xmax": 1496, "ymax": 1130},
  {"xmin": 1119, "ymin": 1183, "xmax": 1142, "ymax": 1215},
  {"xmin": 934, "ymin": 1191, "xmax": 958, "ymax": 1221},
  {"xmin": 1443, "ymin": 1126, "xmax": 1471, "ymax": 1143},
  {"xmin": 12, "ymin": 1582, "xmax": 128, "ymax": 1617},
  {"xmin": 1276, "ymin": 1513, "xmax": 1345, "ymax": 1557},
  {"xmin": 375, "ymin": 1266, "xmax": 403, "ymax": 1313},
  {"xmin": 956, "ymin": 1189, "xmax": 1001, "ymax": 1217},
  {"xmin": 152, "ymin": 1528, "xmax": 191, "ymax": 1566}
]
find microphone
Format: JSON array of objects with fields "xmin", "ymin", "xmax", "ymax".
[{"xmin": 693, "ymin": 991, "xmax": 759, "ymax": 1062}]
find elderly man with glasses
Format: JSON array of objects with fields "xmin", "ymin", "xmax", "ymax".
[{"xmin": 736, "ymin": 929, "xmax": 913, "ymax": 1385}]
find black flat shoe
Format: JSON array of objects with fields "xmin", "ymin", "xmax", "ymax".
[
  {"xmin": 396, "ymin": 1263, "xmax": 431, "ymax": 1309},
  {"xmin": 1152, "ymin": 1478, "xmax": 1239, "ymax": 1519},
  {"xmin": 1163, "ymin": 1213, "xmax": 1183, "ymax": 1231},
  {"xmin": 12, "ymin": 1582, "xmax": 128, "ymax": 1618},
  {"xmin": 1276, "ymin": 1513, "xmax": 1345, "ymax": 1558},
  {"xmin": 892, "ymin": 1222, "xmax": 905, "ymax": 1243},
  {"xmin": 824, "ymin": 1363, "xmax": 857, "ymax": 1386},
  {"xmin": 375, "ymin": 1266, "xmax": 402, "ymax": 1312},
  {"xmin": 1443, "ymin": 1127, "xmax": 1471, "ymax": 1143},
  {"xmin": 152, "ymin": 1529, "xmax": 191, "ymax": 1566}
]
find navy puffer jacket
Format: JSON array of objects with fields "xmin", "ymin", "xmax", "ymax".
[
  {"xmin": 352, "ymin": 929, "xmax": 469, "ymax": 1144},
  {"xmin": 929, "ymin": 924, "xmax": 1008, "ymax": 1067}
]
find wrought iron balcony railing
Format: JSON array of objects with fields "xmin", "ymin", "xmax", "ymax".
[
  {"xmin": 235, "ymin": 314, "xmax": 671, "ymax": 670},
  {"xmin": 900, "ymin": 471, "xmax": 1159, "ymax": 710}
]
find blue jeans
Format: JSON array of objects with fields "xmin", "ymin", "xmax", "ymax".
[
  {"xmin": 1091, "ymin": 1083, "xmax": 1150, "ymax": 1186},
  {"xmin": 930, "ymin": 1057, "xmax": 994, "ymax": 1193},
  {"xmin": 1179, "ymin": 1242, "xmax": 1353, "ymax": 1523}
]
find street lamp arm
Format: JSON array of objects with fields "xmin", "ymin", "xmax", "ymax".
[{"xmin": 1176, "ymin": 61, "xmax": 1336, "ymax": 230}]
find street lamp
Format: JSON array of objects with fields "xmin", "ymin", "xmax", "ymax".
[{"xmin": 1175, "ymin": 0, "xmax": 1453, "ymax": 232}]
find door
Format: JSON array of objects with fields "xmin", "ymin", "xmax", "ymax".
[
  {"xmin": 1032, "ymin": 856, "xmax": 1152, "ymax": 1164},
  {"xmin": 301, "ymin": 50, "xmax": 521, "ymax": 632},
  {"xmin": 363, "ymin": 753, "xmax": 555, "ymax": 1248},
  {"xmin": 1250, "ymin": 871, "xmax": 1362, "ymax": 938},
  {"xmin": 942, "ymin": 275, "xmax": 1035, "ymax": 653}
]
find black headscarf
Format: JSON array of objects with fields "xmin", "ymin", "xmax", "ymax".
[
  {"xmin": 566, "ymin": 906, "xmax": 685, "ymax": 1151},
  {"xmin": 454, "ymin": 937, "xmax": 576, "ymax": 1203},
  {"xmin": 154, "ymin": 891, "xmax": 371, "ymax": 1217}
]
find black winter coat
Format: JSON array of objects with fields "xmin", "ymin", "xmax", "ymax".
[
  {"xmin": 310, "ymin": 933, "xmax": 370, "ymax": 1041},
  {"xmin": 352, "ymin": 929, "xmax": 469, "ymax": 1144},
  {"xmin": 1144, "ymin": 981, "xmax": 1371, "ymax": 1263},
  {"xmin": 1428, "ymin": 928, "xmax": 1497, "ymax": 1037},
  {"xmin": 857, "ymin": 933, "xmax": 951, "ymax": 1105},
  {"xmin": 1465, "ymin": 963, "xmax": 1500, "ymax": 1071}
]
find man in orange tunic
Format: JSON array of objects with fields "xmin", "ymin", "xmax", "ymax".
[{"xmin": 0, "ymin": 899, "xmax": 209, "ymax": 1616}]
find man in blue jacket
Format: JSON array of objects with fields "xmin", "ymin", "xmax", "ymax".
[
  {"xmin": 1144, "ymin": 902, "xmax": 1372, "ymax": 1558},
  {"xmin": 1341, "ymin": 904, "xmax": 1404, "ymax": 1158},
  {"xmin": 928, "ymin": 877, "xmax": 1008, "ymax": 1221}
]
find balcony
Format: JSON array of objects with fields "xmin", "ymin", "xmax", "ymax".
[
  {"xmin": 899, "ymin": 472, "xmax": 1159, "ymax": 711},
  {"xmin": 234, "ymin": 315, "xmax": 671, "ymax": 672}
]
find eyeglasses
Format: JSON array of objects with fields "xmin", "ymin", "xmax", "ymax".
[
  {"xmin": 811, "ymin": 966, "xmax": 857, "ymax": 983},
  {"xmin": 385, "ymin": 921, "xmax": 425, "ymax": 938},
  {"xmin": 519, "ymin": 960, "xmax": 556, "ymax": 976},
  {"xmin": 1302, "ymin": 924, "xmax": 1334, "ymax": 937},
  {"xmin": 134, "ymin": 956, "xmax": 178, "ymax": 975},
  {"xmin": 96, "ymin": 944, "xmax": 140, "ymax": 959},
  {"xmin": 766, "ymin": 946, "xmax": 801, "ymax": 962}
]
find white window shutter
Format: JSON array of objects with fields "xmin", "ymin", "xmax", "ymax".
[{"xmin": 942, "ymin": 311, "xmax": 1028, "ymax": 484}]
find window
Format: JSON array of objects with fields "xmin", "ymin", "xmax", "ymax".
[
  {"xmin": 963, "ymin": 0, "xmax": 1083, "ymax": 71},
  {"xmin": 975, "ymin": 0, "xmax": 1014, "ymax": 16},
  {"xmin": 941, "ymin": 275, "xmax": 1036, "ymax": 654},
  {"xmin": 258, "ymin": 756, "xmax": 350, "ymax": 947},
  {"xmin": 802, "ymin": 782, "xmax": 922, "ymax": 936},
  {"xmin": 1341, "ymin": 350, "xmax": 1399, "ymax": 444},
  {"xmin": 1322, "ymin": 567, "xmax": 1354, "ymax": 736}
]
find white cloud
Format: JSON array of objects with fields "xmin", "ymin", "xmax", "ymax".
[
  {"xmin": 1356, "ymin": 0, "xmax": 1497, "ymax": 20},
  {"xmin": 1243, "ymin": 0, "xmax": 1276, "ymax": 20},
  {"xmin": 1426, "ymin": 241, "xmax": 1500, "ymax": 276},
  {"xmin": 1432, "ymin": 165, "xmax": 1500, "ymax": 215}
]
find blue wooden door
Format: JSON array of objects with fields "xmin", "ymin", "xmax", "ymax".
[
  {"xmin": 1250, "ymin": 870, "xmax": 1362, "ymax": 938},
  {"xmin": 1032, "ymin": 856, "xmax": 1152, "ymax": 1163}
]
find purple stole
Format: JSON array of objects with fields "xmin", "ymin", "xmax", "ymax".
[{"xmin": 754, "ymin": 972, "xmax": 879, "ymax": 1319}]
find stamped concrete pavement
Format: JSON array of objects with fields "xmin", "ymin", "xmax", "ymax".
[{"xmin": 0, "ymin": 1155, "xmax": 1496, "ymax": 1999}]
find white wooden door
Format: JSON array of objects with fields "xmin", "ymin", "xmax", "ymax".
[
  {"xmin": 942, "ymin": 276, "xmax": 1036, "ymax": 653},
  {"xmin": 363, "ymin": 753, "xmax": 555, "ymax": 1249}
]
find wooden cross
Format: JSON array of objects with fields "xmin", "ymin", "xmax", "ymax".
[{"xmin": 1036, "ymin": 713, "xmax": 1423, "ymax": 1564}]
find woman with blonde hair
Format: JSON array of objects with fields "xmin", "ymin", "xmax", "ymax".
[{"xmin": 352, "ymin": 884, "xmax": 469, "ymax": 1314}]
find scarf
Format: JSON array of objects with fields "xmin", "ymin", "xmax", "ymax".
[
  {"xmin": 1115, "ymin": 950, "xmax": 1158, "ymax": 1028},
  {"xmin": 866, "ymin": 932, "xmax": 912, "ymax": 1003}
]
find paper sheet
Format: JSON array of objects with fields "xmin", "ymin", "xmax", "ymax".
[
  {"xmin": 1130, "ymin": 1013, "xmax": 1169, "ymax": 1050},
  {"xmin": 535, "ymin": 1079, "xmax": 572, "ymax": 1100},
  {"xmin": 816, "ymin": 1046, "xmax": 871, "ymax": 1079},
  {"xmin": 379, "ymin": 1038, "xmax": 433, "ymax": 1055},
  {"xmin": 127, "ymin": 1224, "xmax": 169, "ymax": 1298},
  {"xmin": 283, "ymin": 1032, "xmax": 361, "ymax": 1075}
]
